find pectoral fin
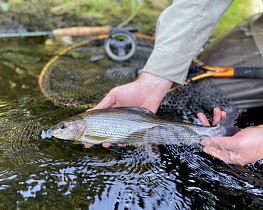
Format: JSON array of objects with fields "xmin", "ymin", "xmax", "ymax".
[
  {"xmin": 126, "ymin": 130, "xmax": 160, "ymax": 157},
  {"xmin": 137, "ymin": 143, "xmax": 160, "ymax": 158}
]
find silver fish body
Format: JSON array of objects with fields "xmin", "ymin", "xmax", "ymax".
[{"xmin": 50, "ymin": 107, "xmax": 239, "ymax": 146}]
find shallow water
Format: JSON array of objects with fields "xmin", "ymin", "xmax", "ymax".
[{"xmin": 0, "ymin": 38, "xmax": 263, "ymax": 210}]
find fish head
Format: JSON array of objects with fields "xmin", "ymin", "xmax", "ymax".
[{"xmin": 50, "ymin": 119, "xmax": 88, "ymax": 141}]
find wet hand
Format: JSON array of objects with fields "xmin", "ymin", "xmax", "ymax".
[
  {"xmin": 197, "ymin": 108, "xmax": 263, "ymax": 165},
  {"xmin": 201, "ymin": 125, "xmax": 263, "ymax": 165},
  {"xmin": 91, "ymin": 72, "xmax": 173, "ymax": 113}
]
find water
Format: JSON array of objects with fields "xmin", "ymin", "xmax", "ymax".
[{"xmin": 0, "ymin": 37, "xmax": 262, "ymax": 210}]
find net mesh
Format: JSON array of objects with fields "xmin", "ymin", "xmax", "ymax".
[
  {"xmin": 157, "ymin": 79, "xmax": 236, "ymax": 122},
  {"xmin": 39, "ymin": 35, "xmax": 154, "ymax": 108}
]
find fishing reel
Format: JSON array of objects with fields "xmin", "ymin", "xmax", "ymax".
[{"xmin": 104, "ymin": 27, "xmax": 138, "ymax": 62}]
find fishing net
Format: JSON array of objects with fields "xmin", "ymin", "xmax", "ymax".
[{"xmin": 39, "ymin": 34, "xmax": 154, "ymax": 109}]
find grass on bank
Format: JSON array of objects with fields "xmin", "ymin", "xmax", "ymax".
[
  {"xmin": 213, "ymin": 0, "xmax": 255, "ymax": 39},
  {"xmin": 2, "ymin": 0, "xmax": 256, "ymax": 39}
]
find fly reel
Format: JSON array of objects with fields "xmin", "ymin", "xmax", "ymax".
[{"xmin": 104, "ymin": 29, "xmax": 138, "ymax": 62}]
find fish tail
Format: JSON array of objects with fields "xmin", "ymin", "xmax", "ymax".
[{"xmin": 219, "ymin": 109, "xmax": 240, "ymax": 136}]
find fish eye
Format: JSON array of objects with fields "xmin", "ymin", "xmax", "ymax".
[{"xmin": 60, "ymin": 122, "xmax": 67, "ymax": 130}]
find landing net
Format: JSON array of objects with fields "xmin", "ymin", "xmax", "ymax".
[{"xmin": 39, "ymin": 34, "xmax": 154, "ymax": 109}]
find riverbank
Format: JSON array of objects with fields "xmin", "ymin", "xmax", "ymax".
[
  {"xmin": 213, "ymin": 0, "xmax": 261, "ymax": 39},
  {"xmin": 0, "ymin": 0, "xmax": 260, "ymax": 39},
  {"xmin": 0, "ymin": 0, "xmax": 165, "ymax": 35}
]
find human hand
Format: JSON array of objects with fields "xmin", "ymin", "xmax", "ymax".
[
  {"xmin": 197, "ymin": 107, "xmax": 227, "ymax": 126},
  {"xmin": 91, "ymin": 72, "xmax": 173, "ymax": 113},
  {"xmin": 197, "ymin": 108, "xmax": 263, "ymax": 165}
]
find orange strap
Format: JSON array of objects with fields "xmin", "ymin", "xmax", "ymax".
[{"xmin": 191, "ymin": 66, "xmax": 235, "ymax": 81}]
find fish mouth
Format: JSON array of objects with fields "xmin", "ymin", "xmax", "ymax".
[{"xmin": 41, "ymin": 127, "xmax": 53, "ymax": 139}]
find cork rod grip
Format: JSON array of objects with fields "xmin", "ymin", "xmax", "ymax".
[{"xmin": 52, "ymin": 26, "xmax": 111, "ymax": 37}]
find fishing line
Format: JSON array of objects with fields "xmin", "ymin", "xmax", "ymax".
[{"xmin": 117, "ymin": 0, "xmax": 144, "ymax": 28}]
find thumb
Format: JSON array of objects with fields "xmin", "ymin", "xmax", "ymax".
[
  {"xmin": 197, "ymin": 113, "xmax": 210, "ymax": 126},
  {"xmin": 200, "ymin": 136, "xmax": 238, "ymax": 151},
  {"xmin": 90, "ymin": 94, "xmax": 116, "ymax": 110},
  {"xmin": 202, "ymin": 145, "xmax": 242, "ymax": 165}
]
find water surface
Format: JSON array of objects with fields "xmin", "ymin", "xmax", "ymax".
[{"xmin": 0, "ymin": 38, "xmax": 262, "ymax": 210}]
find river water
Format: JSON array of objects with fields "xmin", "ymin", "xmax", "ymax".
[{"xmin": 0, "ymin": 37, "xmax": 262, "ymax": 210}]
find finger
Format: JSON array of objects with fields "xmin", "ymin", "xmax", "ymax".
[
  {"xmin": 84, "ymin": 143, "xmax": 93, "ymax": 148},
  {"xmin": 102, "ymin": 143, "xmax": 126, "ymax": 147},
  {"xmin": 102, "ymin": 142, "xmax": 111, "ymax": 148},
  {"xmin": 91, "ymin": 93, "xmax": 116, "ymax": 110},
  {"xmin": 118, "ymin": 143, "xmax": 127, "ymax": 147},
  {"xmin": 197, "ymin": 113, "xmax": 210, "ymax": 126},
  {"xmin": 202, "ymin": 145, "xmax": 242, "ymax": 165},
  {"xmin": 212, "ymin": 107, "xmax": 223, "ymax": 125},
  {"xmin": 221, "ymin": 110, "xmax": 227, "ymax": 119}
]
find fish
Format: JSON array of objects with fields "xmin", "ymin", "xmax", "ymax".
[{"xmin": 49, "ymin": 107, "xmax": 240, "ymax": 147}]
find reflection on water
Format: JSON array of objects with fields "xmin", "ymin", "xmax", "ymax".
[{"xmin": 0, "ymin": 38, "xmax": 262, "ymax": 210}]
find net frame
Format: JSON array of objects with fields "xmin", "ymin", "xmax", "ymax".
[{"xmin": 38, "ymin": 33, "xmax": 155, "ymax": 109}]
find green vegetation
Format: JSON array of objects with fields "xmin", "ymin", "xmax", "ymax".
[
  {"xmin": 213, "ymin": 0, "xmax": 255, "ymax": 39},
  {"xmin": 0, "ymin": 0, "xmax": 256, "ymax": 39}
]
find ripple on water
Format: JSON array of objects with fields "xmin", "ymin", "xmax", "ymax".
[{"xmin": 0, "ymin": 96, "xmax": 263, "ymax": 210}]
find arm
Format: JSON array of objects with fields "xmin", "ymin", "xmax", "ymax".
[
  {"xmin": 93, "ymin": 0, "xmax": 232, "ymax": 113},
  {"xmin": 198, "ymin": 108, "xmax": 263, "ymax": 165},
  {"xmin": 143, "ymin": 0, "xmax": 233, "ymax": 84}
]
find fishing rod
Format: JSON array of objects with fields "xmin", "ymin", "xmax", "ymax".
[
  {"xmin": 0, "ymin": 26, "xmax": 116, "ymax": 38},
  {"xmin": 0, "ymin": 0, "xmax": 143, "ymax": 38},
  {"xmin": 1, "ymin": 25, "xmax": 141, "ymax": 62}
]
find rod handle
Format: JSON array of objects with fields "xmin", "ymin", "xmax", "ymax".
[
  {"xmin": 52, "ymin": 26, "xmax": 110, "ymax": 37},
  {"xmin": 234, "ymin": 67, "xmax": 263, "ymax": 79}
]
